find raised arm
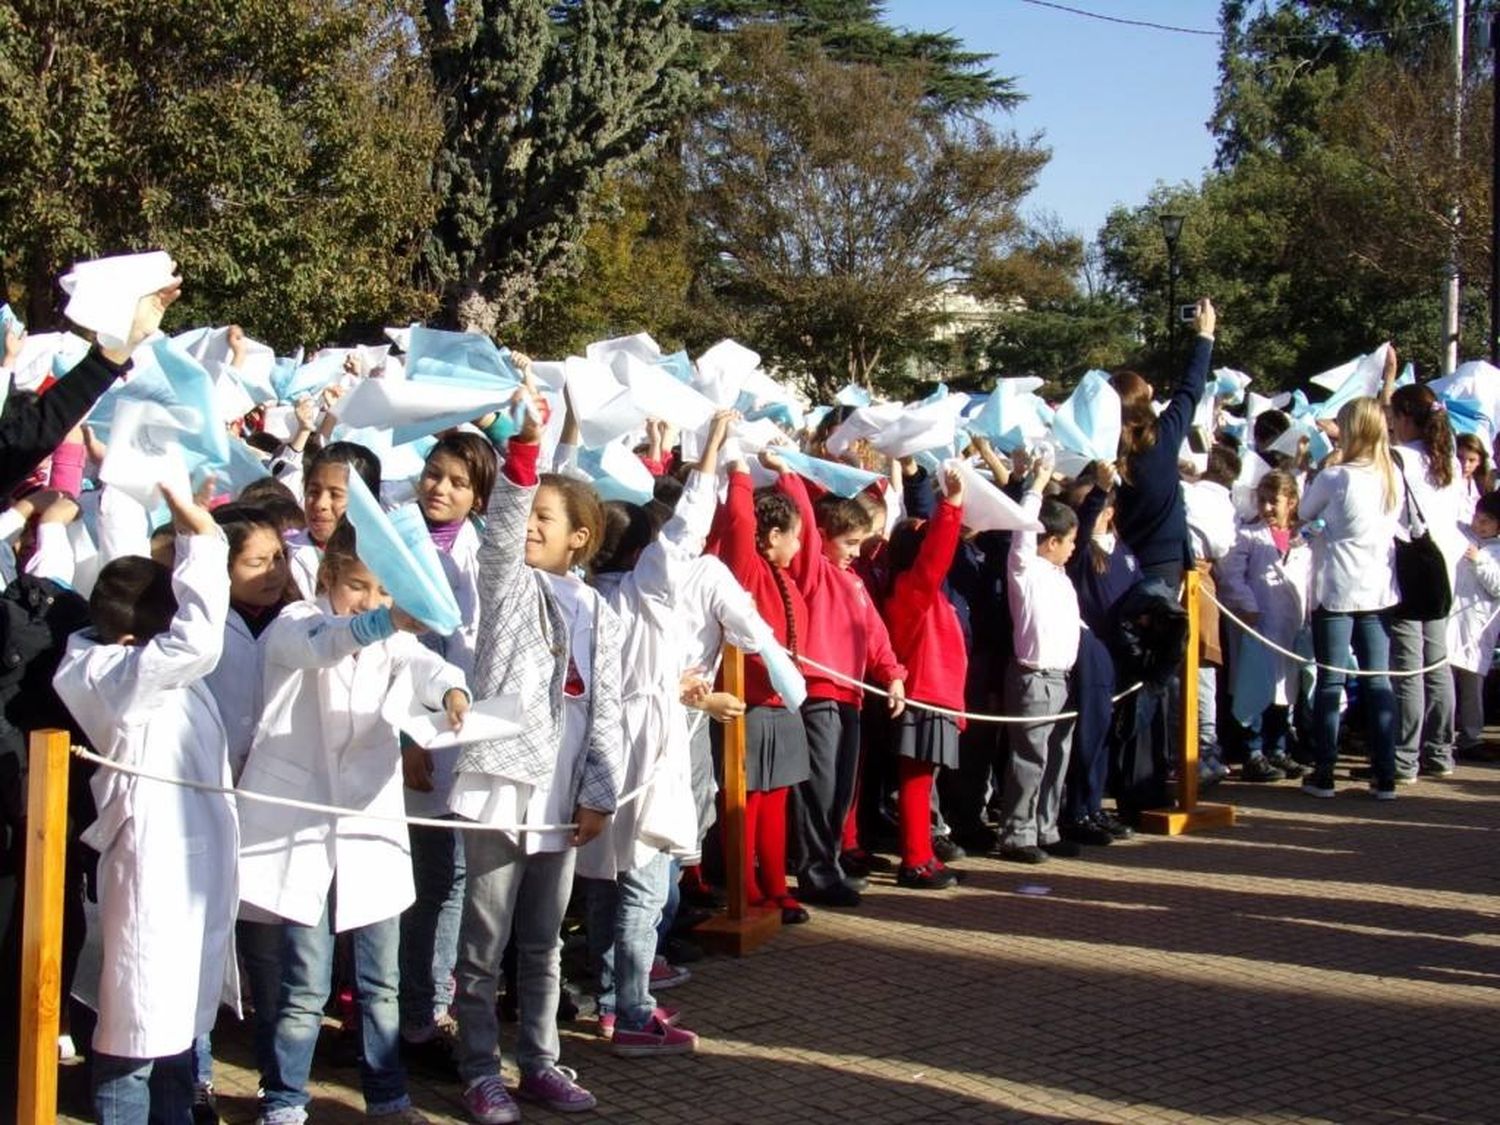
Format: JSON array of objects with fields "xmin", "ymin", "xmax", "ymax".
[
  {"xmin": 899, "ymin": 470, "xmax": 964, "ymax": 611},
  {"xmin": 1154, "ymin": 298, "xmax": 1216, "ymax": 457},
  {"xmin": 712, "ymin": 467, "xmax": 764, "ymax": 586}
]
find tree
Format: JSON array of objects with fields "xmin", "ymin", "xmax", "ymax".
[
  {"xmin": 0, "ymin": 0, "xmax": 441, "ymax": 350},
  {"xmin": 419, "ymin": 0, "xmax": 701, "ymax": 334},
  {"xmin": 686, "ymin": 29, "xmax": 1045, "ymax": 400}
]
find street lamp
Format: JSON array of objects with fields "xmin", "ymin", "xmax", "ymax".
[{"xmin": 1159, "ymin": 212, "xmax": 1185, "ymax": 358}]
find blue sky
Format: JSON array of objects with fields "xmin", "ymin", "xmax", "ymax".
[{"xmin": 882, "ymin": 0, "xmax": 1225, "ymax": 238}]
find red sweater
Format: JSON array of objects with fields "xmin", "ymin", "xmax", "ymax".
[
  {"xmin": 709, "ymin": 470, "xmax": 809, "ymax": 708},
  {"xmin": 883, "ymin": 500, "xmax": 968, "ymax": 728},
  {"xmin": 779, "ymin": 472, "xmax": 906, "ymax": 705}
]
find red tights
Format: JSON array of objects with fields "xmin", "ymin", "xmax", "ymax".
[
  {"xmin": 744, "ymin": 786, "xmax": 795, "ymax": 906},
  {"xmin": 897, "ymin": 757, "xmax": 937, "ymax": 869}
]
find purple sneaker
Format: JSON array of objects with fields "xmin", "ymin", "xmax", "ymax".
[
  {"xmin": 461, "ymin": 1075, "xmax": 520, "ymax": 1125},
  {"xmin": 517, "ymin": 1065, "xmax": 596, "ymax": 1113}
]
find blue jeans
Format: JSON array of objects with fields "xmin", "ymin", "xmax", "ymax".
[
  {"xmin": 585, "ymin": 851, "xmax": 671, "ymax": 1032},
  {"xmin": 1312, "ymin": 609, "xmax": 1396, "ymax": 781},
  {"xmin": 94, "ymin": 1048, "xmax": 194, "ymax": 1124},
  {"xmin": 237, "ymin": 918, "xmax": 285, "ymax": 1086},
  {"xmin": 399, "ymin": 821, "xmax": 465, "ymax": 1033},
  {"xmin": 260, "ymin": 904, "xmax": 409, "ymax": 1120},
  {"xmin": 655, "ymin": 857, "xmax": 681, "ymax": 953}
]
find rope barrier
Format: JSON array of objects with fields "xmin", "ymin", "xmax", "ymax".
[
  {"xmin": 69, "ymin": 743, "xmax": 669, "ymax": 834},
  {"xmin": 1201, "ymin": 587, "xmax": 1451, "ymax": 678},
  {"xmin": 793, "ymin": 653, "xmax": 1144, "ymax": 725}
]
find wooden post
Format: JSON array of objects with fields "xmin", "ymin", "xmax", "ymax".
[
  {"xmin": 18, "ymin": 730, "xmax": 71, "ymax": 1125},
  {"xmin": 694, "ymin": 645, "xmax": 780, "ymax": 955},
  {"xmin": 1139, "ymin": 570, "xmax": 1236, "ymax": 835}
]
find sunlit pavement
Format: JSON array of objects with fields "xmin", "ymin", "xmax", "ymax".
[{"xmin": 59, "ymin": 756, "xmax": 1500, "ymax": 1124}]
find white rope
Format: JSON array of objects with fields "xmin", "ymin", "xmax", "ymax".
[
  {"xmin": 1202, "ymin": 587, "xmax": 1451, "ymax": 678},
  {"xmin": 793, "ymin": 654, "xmax": 1143, "ymax": 725},
  {"xmin": 69, "ymin": 744, "xmax": 665, "ymax": 834}
]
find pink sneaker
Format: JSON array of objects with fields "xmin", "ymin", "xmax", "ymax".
[
  {"xmin": 516, "ymin": 1065, "xmax": 596, "ymax": 1113},
  {"xmin": 648, "ymin": 956, "xmax": 692, "ymax": 990},
  {"xmin": 611, "ymin": 1016, "xmax": 700, "ymax": 1058},
  {"xmin": 598, "ymin": 1005, "xmax": 679, "ymax": 1039},
  {"xmin": 462, "ymin": 1075, "xmax": 520, "ymax": 1125}
]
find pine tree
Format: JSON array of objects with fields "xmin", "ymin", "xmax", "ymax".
[{"xmin": 420, "ymin": 0, "xmax": 700, "ymax": 333}]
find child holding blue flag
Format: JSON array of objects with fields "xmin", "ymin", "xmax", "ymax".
[{"xmin": 237, "ymin": 516, "xmax": 468, "ymax": 1125}]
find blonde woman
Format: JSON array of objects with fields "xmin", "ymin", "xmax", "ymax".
[{"xmin": 1298, "ymin": 396, "xmax": 1400, "ymax": 799}]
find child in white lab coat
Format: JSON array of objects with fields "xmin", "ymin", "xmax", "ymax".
[
  {"xmin": 399, "ymin": 431, "xmax": 495, "ymax": 1064},
  {"xmin": 448, "ymin": 373, "xmax": 624, "ymax": 1123},
  {"xmin": 237, "ymin": 518, "xmax": 469, "ymax": 1125},
  {"xmin": 284, "ymin": 440, "xmax": 382, "ymax": 598},
  {"xmin": 1448, "ymin": 491, "xmax": 1500, "ymax": 759},
  {"xmin": 52, "ymin": 486, "xmax": 237, "ymax": 1125}
]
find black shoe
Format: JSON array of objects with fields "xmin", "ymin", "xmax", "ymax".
[
  {"xmin": 191, "ymin": 1084, "xmax": 219, "ymax": 1125},
  {"xmin": 951, "ymin": 825, "xmax": 999, "ymax": 854},
  {"xmin": 931, "ymin": 834, "xmax": 967, "ymax": 863},
  {"xmin": 681, "ymin": 883, "xmax": 727, "ymax": 909},
  {"xmin": 1267, "ymin": 753, "xmax": 1306, "ymax": 779},
  {"xmin": 1060, "ymin": 818, "xmax": 1114, "ymax": 846},
  {"xmin": 801, "ymin": 880, "xmax": 862, "ymax": 908},
  {"xmin": 662, "ymin": 936, "xmax": 703, "ymax": 964},
  {"xmin": 840, "ymin": 848, "xmax": 893, "ymax": 879},
  {"xmin": 1040, "ymin": 838, "xmax": 1082, "ymax": 858},
  {"xmin": 996, "ymin": 843, "xmax": 1048, "ymax": 865},
  {"xmin": 843, "ymin": 873, "xmax": 870, "ymax": 892},
  {"xmin": 1302, "ymin": 768, "xmax": 1337, "ymax": 798},
  {"xmin": 669, "ymin": 907, "xmax": 713, "ymax": 935},
  {"xmin": 897, "ymin": 860, "xmax": 959, "ymax": 890},
  {"xmin": 1094, "ymin": 810, "xmax": 1134, "ymax": 840},
  {"xmin": 779, "ymin": 900, "xmax": 810, "ymax": 924},
  {"xmin": 1241, "ymin": 755, "xmax": 1286, "ymax": 783},
  {"xmin": 1420, "ymin": 759, "xmax": 1455, "ymax": 777},
  {"xmin": 400, "ymin": 1032, "xmax": 460, "ymax": 1082}
]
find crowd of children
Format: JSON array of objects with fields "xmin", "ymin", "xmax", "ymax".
[{"xmin": 3, "ymin": 276, "xmax": 1500, "ymax": 1125}]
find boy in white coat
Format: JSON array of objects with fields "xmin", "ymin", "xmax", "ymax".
[
  {"xmin": 1448, "ymin": 491, "xmax": 1500, "ymax": 759},
  {"xmin": 52, "ymin": 485, "xmax": 237, "ymax": 1124}
]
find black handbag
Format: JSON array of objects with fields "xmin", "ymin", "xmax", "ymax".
[{"xmin": 1391, "ymin": 451, "xmax": 1453, "ymax": 621}]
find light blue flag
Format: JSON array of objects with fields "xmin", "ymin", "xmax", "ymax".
[
  {"xmin": 658, "ymin": 351, "xmax": 695, "ymax": 386},
  {"xmin": 407, "ymin": 356, "xmax": 520, "ymax": 393},
  {"xmin": 576, "ymin": 446, "xmax": 654, "ymax": 505},
  {"xmin": 745, "ymin": 401, "xmax": 797, "ymax": 430},
  {"xmin": 919, "ymin": 383, "xmax": 948, "ymax": 407},
  {"xmin": 1396, "ymin": 362, "xmax": 1416, "ymax": 389},
  {"xmin": 806, "ymin": 405, "xmax": 833, "ymax": 433},
  {"xmin": 269, "ymin": 350, "xmax": 305, "ymax": 401},
  {"xmin": 777, "ymin": 449, "xmax": 881, "ymax": 498},
  {"xmin": 276, "ymin": 351, "xmax": 344, "ymax": 403},
  {"xmin": 147, "ymin": 338, "xmax": 232, "ymax": 471},
  {"xmin": 1051, "ymin": 370, "xmax": 1120, "ymax": 463},
  {"xmin": 342, "ymin": 471, "xmax": 461, "ymax": 635},
  {"xmin": 223, "ymin": 436, "xmax": 273, "ymax": 496},
  {"xmin": 405, "ymin": 327, "xmax": 519, "ymax": 386},
  {"xmin": 761, "ymin": 642, "xmax": 807, "ymax": 709},
  {"xmin": 1441, "ymin": 394, "xmax": 1486, "ymax": 438},
  {"xmin": 834, "ymin": 384, "xmax": 871, "ymax": 408},
  {"xmin": 966, "ymin": 377, "xmax": 1048, "ymax": 452},
  {"xmin": 1289, "ymin": 389, "xmax": 1313, "ymax": 419},
  {"xmin": 0, "ymin": 304, "xmax": 23, "ymax": 338}
]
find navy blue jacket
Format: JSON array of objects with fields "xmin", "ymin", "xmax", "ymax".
[{"xmin": 1113, "ymin": 334, "xmax": 1213, "ymax": 572}]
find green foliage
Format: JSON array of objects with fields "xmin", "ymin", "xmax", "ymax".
[
  {"xmin": 0, "ymin": 0, "xmax": 442, "ymax": 350},
  {"xmin": 684, "ymin": 28, "xmax": 1045, "ymax": 401},
  {"xmin": 419, "ymin": 0, "xmax": 702, "ymax": 333}
]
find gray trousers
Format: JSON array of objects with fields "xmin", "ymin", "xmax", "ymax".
[
  {"xmin": 1390, "ymin": 617, "xmax": 1455, "ymax": 774},
  {"xmin": 1453, "ymin": 668, "xmax": 1486, "ymax": 755},
  {"xmin": 689, "ymin": 719, "xmax": 717, "ymax": 850},
  {"xmin": 454, "ymin": 834, "xmax": 575, "ymax": 1082},
  {"xmin": 792, "ymin": 700, "xmax": 861, "ymax": 891},
  {"xmin": 1000, "ymin": 666, "xmax": 1074, "ymax": 848}
]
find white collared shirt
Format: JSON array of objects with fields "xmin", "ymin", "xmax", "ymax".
[{"xmin": 1008, "ymin": 491, "xmax": 1082, "ymax": 671}]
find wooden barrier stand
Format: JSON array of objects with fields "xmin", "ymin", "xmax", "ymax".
[
  {"xmin": 1139, "ymin": 569, "xmax": 1237, "ymax": 835},
  {"xmin": 694, "ymin": 644, "xmax": 781, "ymax": 955},
  {"xmin": 18, "ymin": 729, "xmax": 71, "ymax": 1125}
]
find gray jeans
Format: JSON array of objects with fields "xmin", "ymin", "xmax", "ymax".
[
  {"xmin": 454, "ymin": 835, "xmax": 575, "ymax": 1082},
  {"xmin": 584, "ymin": 851, "xmax": 671, "ymax": 1031},
  {"xmin": 1390, "ymin": 617, "xmax": 1455, "ymax": 774},
  {"xmin": 1000, "ymin": 666, "xmax": 1074, "ymax": 848}
]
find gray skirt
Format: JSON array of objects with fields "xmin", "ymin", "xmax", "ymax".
[
  {"xmin": 713, "ymin": 704, "xmax": 810, "ymax": 791},
  {"xmin": 897, "ymin": 710, "xmax": 961, "ymax": 770}
]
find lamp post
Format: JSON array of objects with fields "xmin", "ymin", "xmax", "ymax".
[{"xmin": 1160, "ymin": 212, "xmax": 1185, "ymax": 359}]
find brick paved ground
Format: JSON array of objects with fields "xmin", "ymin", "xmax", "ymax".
[{"xmin": 56, "ymin": 759, "xmax": 1500, "ymax": 1124}]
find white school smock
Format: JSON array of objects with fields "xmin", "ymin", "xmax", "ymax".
[
  {"xmin": 1298, "ymin": 463, "xmax": 1400, "ymax": 613},
  {"xmin": 1394, "ymin": 443, "xmax": 1467, "ymax": 585},
  {"xmin": 236, "ymin": 598, "xmax": 467, "ymax": 931},
  {"xmin": 407, "ymin": 517, "xmax": 481, "ymax": 818},
  {"xmin": 1217, "ymin": 521, "xmax": 1311, "ymax": 706},
  {"xmin": 52, "ymin": 532, "xmax": 240, "ymax": 1060},
  {"xmin": 1446, "ymin": 535, "xmax": 1500, "ymax": 674},
  {"xmin": 285, "ymin": 528, "xmax": 321, "ymax": 601},
  {"xmin": 206, "ymin": 607, "xmax": 276, "ymax": 780}
]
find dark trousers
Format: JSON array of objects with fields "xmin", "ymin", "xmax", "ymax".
[
  {"xmin": 1063, "ymin": 630, "xmax": 1113, "ymax": 823},
  {"xmin": 794, "ymin": 699, "xmax": 862, "ymax": 890}
]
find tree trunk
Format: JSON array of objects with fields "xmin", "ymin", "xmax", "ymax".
[{"xmin": 454, "ymin": 288, "xmax": 503, "ymax": 336}]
